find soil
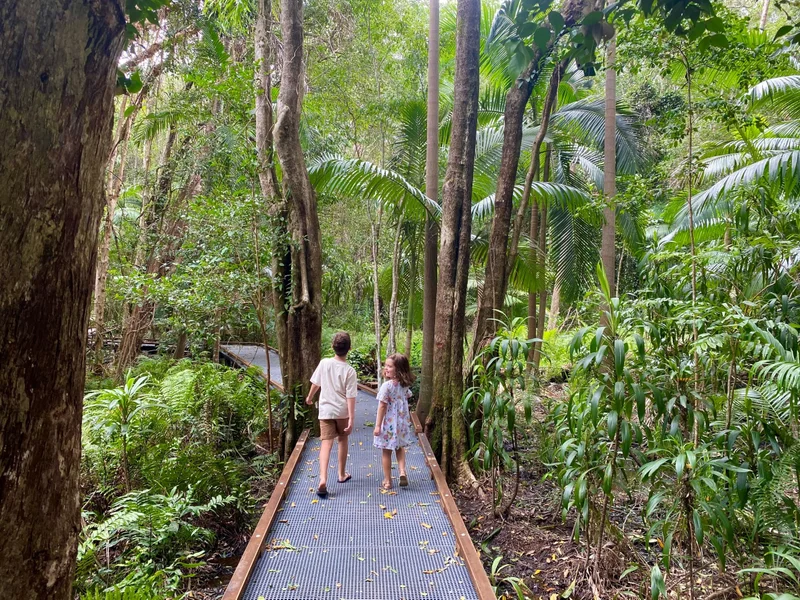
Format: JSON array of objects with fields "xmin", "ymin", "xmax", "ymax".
[{"xmin": 452, "ymin": 383, "xmax": 744, "ymax": 600}]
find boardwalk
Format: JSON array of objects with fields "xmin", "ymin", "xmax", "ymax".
[
  {"xmin": 221, "ymin": 345, "xmax": 491, "ymax": 600},
  {"xmin": 222, "ymin": 344, "xmax": 282, "ymax": 385}
]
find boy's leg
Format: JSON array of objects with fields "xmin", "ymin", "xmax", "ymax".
[
  {"xmin": 336, "ymin": 434, "xmax": 349, "ymax": 481},
  {"xmin": 381, "ymin": 448, "xmax": 392, "ymax": 487},
  {"xmin": 318, "ymin": 438, "xmax": 334, "ymax": 489}
]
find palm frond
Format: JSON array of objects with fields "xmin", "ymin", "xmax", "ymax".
[
  {"xmin": 687, "ymin": 151, "xmax": 800, "ymax": 218},
  {"xmin": 551, "ymin": 99, "xmax": 646, "ymax": 175},
  {"xmin": 470, "ymin": 182, "xmax": 594, "ymax": 224},
  {"xmin": 308, "ymin": 155, "xmax": 440, "ymax": 219},
  {"xmin": 549, "ymin": 205, "xmax": 599, "ymax": 305},
  {"xmin": 749, "ymin": 75, "xmax": 800, "ymax": 113}
]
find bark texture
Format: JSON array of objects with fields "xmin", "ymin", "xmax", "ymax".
[
  {"xmin": 427, "ymin": 0, "xmax": 480, "ymax": 482},
  {"xmin": 417, "ymin": 0, "xmax": 440, "ymax": 423},
  {"xmin": 0, "ymin": 2, "xmax": 126, "ymax": 598},
  {"xmin": 600, "ymin": 38, "xmax": 617, "ymax": 297},
  {"xmin": 469, "ymin": 0, "xmax": 599, "ymax": 359},
  {"xmin": 274, "ymin": 0, "xmax": 323, "ymax": 455},
  {"xmin": 254, "ymin": 0, "xmax": 279, "ymax": 453}
]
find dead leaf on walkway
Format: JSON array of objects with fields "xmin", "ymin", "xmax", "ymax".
[{"xmin": 421, "ymin": 522, "xmax": 432, "ymax": 529}]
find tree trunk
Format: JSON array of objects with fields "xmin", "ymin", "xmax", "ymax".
[
  {"xmin": 469, "ymin": 0, "xmax": 595, "ymax": 362},
  {"xmin": 370, "ymin": 208, "xmax": 383, "ymax": 385},
  {"xmin": 533, "ymin": 147, "xmax": 551, "ymax": 369},
  {"xmin": 174, "ymin": 332, "xmax": 188, "ymax": 359},
  {"xmin": 548, "ymin": 280, "xmax": 561, "ymax": 330},
  {"xmin": 116, "ymin": 125, "xmax": 178, "ymax": 378},
  {"xmin": 255, "ymin": 0, "xmax": 280, "ymax": 201},
  {"xmin": 427, "ymin": 0, "xmax": 480, "ymax": 483},
  {"xmin": 508, "ymin": 60, "xmax": 567, "ymax": 273},
  {"xmin": 274, "ymin": 0, "xmax": 323, "ymax": 456},
  {"xmin": 527, "ymin": 203, "xmax": 540, "ymax": 369},
  {"xmin": 760, "ymin": 0, "xmax": 770, "ymax": 30},
  {"xmin": 93, "ymin": 97, "xmax": 132, "ymax": 358},
  {"xmin": 388, "ymin": 217, "xmax": 403, "ymax": 356},
  {"xmin": 600, "ymin": 38, "xmax": 617, "ymax": 301},
  {"xmin": 254, "ymin": 0, "xmax": 280, "ymax": 454},
  {"xmin": 418, "ymin": 0, "xmax": 440, "ymax": 423},
  {"xmin": 93, "ymin": 68, "xmax": 160, "ymax": 358},
  {"xmin": 0, "ymin": 2, "xmax": 125, "ymax": 598},
  {"xmin": 405, "ymin": 244, "xmax": 418, "ymax": 359}
]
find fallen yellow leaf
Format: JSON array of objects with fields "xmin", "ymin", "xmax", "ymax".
[
  {"xmin": 384, "ymin": 511, "xmax": 394, "ymax": 519},
  {"xmin": 421, "ymin": 522, "xmax": 432, "ymax": 529},
  {"xmin": 311, "ymin": 499, "xmax": 319, "ymax": 504}
]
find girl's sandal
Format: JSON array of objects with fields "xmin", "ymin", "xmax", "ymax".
[
  {"xmin": 381, "ymin": 480, "xmax": 393, "ymax": 490},
  {"xmin": 399, "ymin": 474, "xmax": 409, "ymax": 487}
]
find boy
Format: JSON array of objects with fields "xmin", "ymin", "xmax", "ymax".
[{"xmin": 305, "ymin": 331, "xmax": 358, "ymax": 498}]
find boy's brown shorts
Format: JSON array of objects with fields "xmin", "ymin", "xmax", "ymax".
[{"xmin": 319, "ymin": 418, "xmax": 349, "ymax": 440}]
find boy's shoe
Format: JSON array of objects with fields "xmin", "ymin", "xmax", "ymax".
[
  {"xmin": 316, "ymin": 484, "xmax": 328, "ymax": 498},
  {"xmin": 399, "ymin": 475, "xmax": 408, "ymax": 487}
]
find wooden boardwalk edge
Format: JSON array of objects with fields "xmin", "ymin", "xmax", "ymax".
[
  {"xmin": 220, "ymin": 344, "xmax": 284, "ymax": 392},
  {"xmin": 222, "ymin": 429, "xmax": 310, "ymax": 600},
  {"xmin": 222, "ymin": 351, "xmax": 495, "ymax": 600}
]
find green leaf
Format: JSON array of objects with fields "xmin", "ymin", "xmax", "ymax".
[
  {"xmin": 533, "ymin": 27, "xmax": 552, "ymax": 52},
  {"xmin": 692, "ymin": 509, "xmax": 704, "ymax": 545},
  {"xmin": 518, "ymin": 22, "xmax": 537, "ymax": 38},
  {"xmin": 650, "ymin": 565, "xmax": 666, "ymax": 600},
  {"xmin": 509, "ymin": 44, "xmax": 535, "ymax": 77},
  {"xmin": 774, "ymin": 25, "xmax": 794, "ymax": 40},
  {"xmin": 607, "ymin": 410, "xmax": 618, "ymax": 437},
  {"xmin": 645, "ymin": 492, "xmax": 664, "ymax": 518},
  {"xmin": 582, "ymin": 11, "xmax": 603, "ymax": 26},
  {"xmin": 675, "ymin": 453, "xmax": 686, "ymax": 479},
  {"xmin": 633, "ymin": 384, "xmax": 645, "ymax": 421},
  {"xmin": 703, "ymin": 16, "xmax": 724, "ymax": 33},
  {"xmin": 698, "ymin": 33, "xmax": 728, "ymax": 53},
  {"xmin": 548, "ymin": 11, "xmax": 564, "ymax": 32},
  {"xmin": 614, "ymin": 339, "xmax": 625, "ymax": 378},
  {"xmin": 602, "ymin": 462, "xmax": 613, "ymax": 495}
]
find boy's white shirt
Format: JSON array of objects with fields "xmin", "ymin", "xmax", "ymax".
[{"xmin": 310, "ymin": 357, "xmax": 357, "ymax": 419}]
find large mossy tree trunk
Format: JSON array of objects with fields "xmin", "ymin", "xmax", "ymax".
[
  {"xmin": 274, "ymin": 0, "xmax": 323, "ymax": 456},
  {"xmin": 417, "ymin": 0, "xmax": 440, "ymax": 424},
  {"xmin": 426, "ymin": 0, "xmax": 480, "ymax": 483},
  {"xmin": 254, "ymin": 0, "xmax": 280, "ymax": 453},
  {"xmin": 0, "ymin": 1, "xmax": 126, "ymax": 598}
]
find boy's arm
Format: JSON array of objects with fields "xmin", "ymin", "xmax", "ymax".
[
  {"xmin": 305, "ymin": 383, "xmax": 321, "ymax": 405},
  {"xmin": 344, "ymin": 396, "xmax": 356, "ymax": 434},
  {"xmin": 373, "ymin": 401, "xmax": 387, "ymax": 436}
]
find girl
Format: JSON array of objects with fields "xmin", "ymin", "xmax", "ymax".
[{"xmin": 373, "ymin": 353, "xmax": 416, "ymax": 489}]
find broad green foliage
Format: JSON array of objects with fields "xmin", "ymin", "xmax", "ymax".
[
  {"xmin": 79, "ymin": 358, "xmax": 275, "ymax": 595},
  {"xmin": 463, "ymin": 315, "xmax": 536, "ymax": 515}
]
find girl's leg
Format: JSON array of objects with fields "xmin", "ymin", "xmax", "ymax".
[
  {"xmin": 381, "ymin": 448, "xmax": 393, "ymax": 488},
  {"xmin": 396, "ymin": 447, "xmax": 408, "ymax": 486},
  {"xmin": 396, "ymin": 447, "xmax": 407, "ymax": 476}
]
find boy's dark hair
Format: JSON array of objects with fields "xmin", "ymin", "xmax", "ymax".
[
  {"xmin": 332, "ymin": 331, "xmax": 351, "ymax": 357},
  {"xmin": 388, "ymin": 353, "xmax": 415, "ymax": 388}
]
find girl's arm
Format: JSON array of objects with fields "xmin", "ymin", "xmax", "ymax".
[{"xmin": 374, "ymin": 401, "xmax": 388, "ymax": 436}]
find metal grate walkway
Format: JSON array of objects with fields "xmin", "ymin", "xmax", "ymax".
[{"xmin": 222, "ymin": 345, "xmax": 483, "ymax": 600}]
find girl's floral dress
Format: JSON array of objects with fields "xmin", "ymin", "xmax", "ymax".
[{"xmin": 373, "ymin": 380, "xmax": 416, "ymax": 450}]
